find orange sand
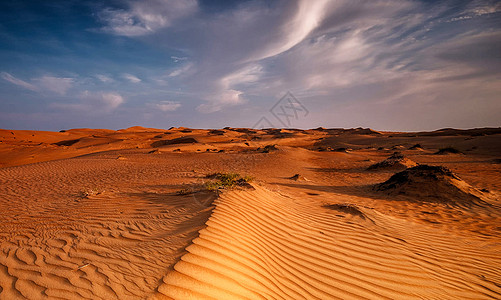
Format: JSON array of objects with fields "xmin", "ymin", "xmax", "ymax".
[{"xmin": 1, "ymin": 126, "xmax": 500, "ymax": 299}]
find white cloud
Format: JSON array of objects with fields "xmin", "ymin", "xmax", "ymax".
[
  {"xmin": 247, "ymin": 0, "xmax": 331, "ymax": 62},
  {"xmin": 1, "ymin": 72, "xmax": 38, "ymax": 91},
  {"xmin": 220, "ymin": 64, "xmax": 263, "ymax": 88},
  {"xmin": 194, "ymin": 65, "xmax": 262, "ymax": 113},
  {"xmin": 154, "ymin": 101, "xmax": 181, "ymax": 111},
  {"xmin": 1, "ymin": 72, "xmax": 74, "ymax": 95},
  {"xmin": 218, "ymin": 89, "xmax": 244, "ymax": 105},
  {"xmin": 123, "ymin": 73, "xmax": 141, "ymax": 83},
  {"xmin": 171, "ymin": 56, "xmax": 187, "ymax": 62},
  {"xmin": 197, "ymin": 89, "xmax": 244, "ymax": 113},
  {"xmin": 100, "ymin": 92, "xmax": 124, "ymax": 110},
  {"xmin": 99, "ymin": 0, "xmax": 197, "ymax": 36},
  {"xmin": 168, "ymin": 62, "xmax": 194, "ymax": 77},
  {"xmin": 467, "ymin": 1, "xmax": 501, "ymax": 16},
  {"xmin": 51, "ymin": 91, "xmax": 124, "ymax": 113},
  {"xmin": 448, "ymin": 1, "xmax": 501, "ymax": 22},
  {"xmin": 34, "ymin": 76, "xmax": 74, "ymax": 95},
  {"xmin": 96, "ymin": 74, "xmax": 114, "ymax": 83}
]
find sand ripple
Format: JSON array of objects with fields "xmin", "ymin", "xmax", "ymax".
[{"xmin": 156, "ymin": 185, "xmax": 501, "ymax": 299}]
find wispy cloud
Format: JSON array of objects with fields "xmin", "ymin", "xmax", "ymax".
[
  {"xmin": 96, "ymin": 74, "xmax": 114, "ymax": 83},
  {"xmin": 122, "ymin": 73, "xmax": 141, "ymax": 83},
  {"xmin": 466, "ymin": 0, "xmax": 501, "ymax": 16},
  {"xmin": 196, "ymin": 64, "xmax": 261, "ymax": 113},
  {"xmin": 98, "ymin": 0, "xmax": 198, "ymax": 36},
  {"xmin": 168, "ymin": 62, "xmax": 194, "ymax": 77},
  {"xmin": 448, "ymin": 1, "xmax": 501, "ymax": 22},
  {"xmin": 197, "ymin": 90, "xmax": 244, "ymax": 113},
  {"xmin": 171, "ymin": 56, "xmax": 187, "ymax": 63},
  {"xmin": 153, "ymin": 100, "xmax": 181, "ymax": 112},
  {"xmin": 99, "ymin": 92, "xmax": 124, "ymax": 110},
  {"xmin": 34, "ymin": 76, "xmax": 74, "ymax": 95},
  {"xmin": 247, "ymin": 0, "xmax": 331, "ymax": 62},
  {"xmin": 2, "ymin": 72, "xmax": 73, "ymax": 95},
  {"xmin": 1, "ymin": 72, "xmax": 38, "ymax": 91},
  {"xmin": 51, "ymin": 91, "xmax": 124, "ymax": 113}
]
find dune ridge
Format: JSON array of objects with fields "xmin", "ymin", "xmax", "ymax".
[
  {"xmin": 367, "ymin": 152, "xmax": 417, "ymax": 171},
  {"xmin": 155, "ymin": 185, "xmax": 501, "ymax": 299}
]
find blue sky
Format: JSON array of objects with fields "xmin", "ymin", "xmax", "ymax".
[{"xmin": 0, "ymin": 0, "xmax": 500, "ymax": 131}]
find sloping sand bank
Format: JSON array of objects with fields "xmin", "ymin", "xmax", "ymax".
[
  {"xmin": 155, "ymin": 185, "xmax": 501, "ymax": 299},
  {"xmin": 0, "ymin": 157, "xmax": 214, "ymax": 299}
]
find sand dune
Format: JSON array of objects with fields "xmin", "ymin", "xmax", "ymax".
[
  {"xmin": 155, "ymin": 185, "xmax": 501, "ymax": 299},
  {"xmin": 375, "ymin": 165, "xmax": 496, "ymax": 208},
  {"xmin": 0, "ymin": 127, "xmax": 500, "ymax": 299},
  {"xmin": 367, "ymin": 152, "xmax": 417, "ymax": 171},
  {"xmin": 0, "ymin": 157, "xmax": 214, "ymax": 299}
]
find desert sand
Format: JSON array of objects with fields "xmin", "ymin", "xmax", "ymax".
[{"xmin": 0, "ymin": 126, "xmax": 500, "ymax": 299}]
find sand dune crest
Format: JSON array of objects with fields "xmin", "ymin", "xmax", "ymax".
[{"xmin": 155, "ymin": 185, "xmax": 501, "ymax": 299}]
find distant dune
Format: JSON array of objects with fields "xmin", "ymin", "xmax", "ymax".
[{"xmin": 1, "ymin": 127, "xmax": 500, "ymax": 299}]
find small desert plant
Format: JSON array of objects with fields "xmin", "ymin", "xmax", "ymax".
[
  {"xmin": 204, "ymin": 172, "xmax": 253, "ymax": 192},
  {"xmin": 263, "ymin": 144, "xmax": 278, "ymax": 151},
  {"xmin": 241, "ymin": 175, "xmax": 254, "ymax": 182},
  {"xmin": 257, "ymin": 144, "xmax": 278, "ymax": 153},
  {"xmin": 323, "ymin": 204, "xmax": 366, "ymax": 219},
  {"xmin": 78, "ymin": 188, "xmax": 104, "ymax": 198},
  {"xmin": 176, "ymin": 187, "xmax": 194, "ymax": 195}
]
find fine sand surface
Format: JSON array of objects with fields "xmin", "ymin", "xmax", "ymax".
[{"xmin": 1, "ymin": 126, "xmax": 500, "ymax": 299}]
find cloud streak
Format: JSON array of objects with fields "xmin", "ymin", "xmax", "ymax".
[
  {"xmin": 51, "ymin": 91, "xmax": 125, "ymax": 113},
  {"xmin": 123, "ymin": 73, "xmax": 141, "ymax": 83},
  {"xmin": 98, "ymin": 0, "xmax": 197, "ymax": 36},
  {"xmin": 34, "ymin": 76, "xmax": 74, "ymax": 95},
  {"xmin": 1, "ymin": 72, "xmax": 38, "ymax": 92},
  {"xmin": 153, "ymin": 101, "xmax": 181, "ymax": 112},
  {"xmin": 2, "ymin": 73, "xmax": 74, "ymax": 95},
  {"xmin": 96, "ymin": 74, "xmax": 114, "ymax": 83}
]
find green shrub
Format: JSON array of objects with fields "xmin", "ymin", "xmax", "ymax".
[{"xmin": 204, "ymin": 172, "xmax": 253, "ymax": 192}]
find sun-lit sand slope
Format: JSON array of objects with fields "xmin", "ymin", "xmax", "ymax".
[
  {"xmin": 155, "ymin": 185, "xmax": 501, "ymax": 299},
  {"xmin": 0, "ymin": 155, "xmax": 215, "ymax": 299},
  {"xmin": 1, "ymin": 126, "xmax": 500, "ymax": 299}
]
